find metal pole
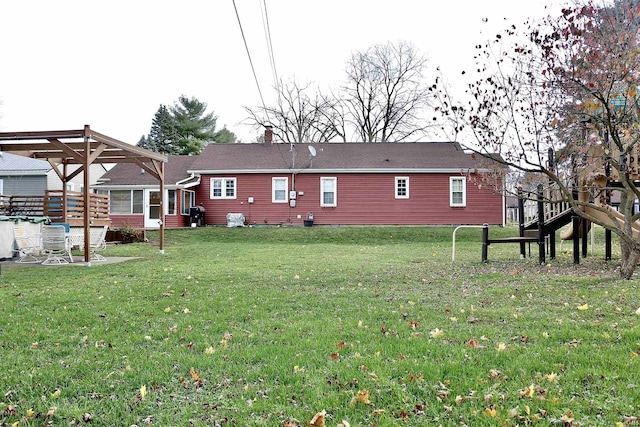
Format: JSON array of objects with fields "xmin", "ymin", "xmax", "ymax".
[
  {"xmin": 573, "ymin": 216, "xmax": 580, "ymax": 264},
  {"xmin": 537, "ymin": 185, "xmax": 545, "ymax": 265},
  {"xmin": 482, "ymin": 224, "xmax": 489, "ymax": 263}
]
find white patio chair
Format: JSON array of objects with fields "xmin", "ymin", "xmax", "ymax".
[
  {"xmin": 13, "ymin": 223, "xmax": 41, "ymax": 263},
  {"xmin": 87, "ymin": 225, "xmax": 108, "ymax": 261},
  {"xmin": 76, "ymin": 225, "xmax": 109, "ymax": 261},
  {"xmin": 41, "ymin": 225, "xmax": 71, "ymax": 265}
]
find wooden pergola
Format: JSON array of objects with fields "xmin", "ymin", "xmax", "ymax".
[{"xmin": 0, "ymin": 125, "xmax": 168, "ymax": 265}]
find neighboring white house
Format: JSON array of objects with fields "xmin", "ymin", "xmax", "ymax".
[{"xmin": 47, "ymin": 163, "xmax": 113, "ymax": 193}]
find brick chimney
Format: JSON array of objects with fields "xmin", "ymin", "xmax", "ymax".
[{"xmin": 264, "ymin": 126, "xmax": 273, "ymax": 146}]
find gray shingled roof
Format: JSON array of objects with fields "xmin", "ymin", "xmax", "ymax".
[
  {"xmin": 0, "ymin": 152, "xmax": 51, "ymax": 176},
  {"xmin": 96, "ymin": 155, "xmax": 197, "ymax": 186},
  {"xmin": 94, "ymin": 142, "xmax": 491, "ymax": 187},
  {"xmin": 188, "ymin": 141, "xmax": 480, "ymax": 173}
]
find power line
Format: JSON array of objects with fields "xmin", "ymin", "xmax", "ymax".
[
  {"xmin": 232, "ymin": 0, "xmax": 267, "ymax": 111},
  {"xmin": 260, "ymin": 0, "xmax": 280, "ymax": 97}
]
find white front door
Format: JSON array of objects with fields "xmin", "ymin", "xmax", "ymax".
[{"xmin": 144, "ymin": 190, "xmax": 162, "ymax": 228}]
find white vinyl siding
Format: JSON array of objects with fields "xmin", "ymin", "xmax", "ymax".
[
  {"xmin": 395, "ymin": 176, "xmax": 409, "ymax": 199},
  {"xmin": 210, "ymin": 178, "xmax": 236, "ymax": 199},
  {"xmin": 320, "ymin": 177, "xmax": 337, "ymax": 207},
  {"xmin": 450, "ymin": 177, "xmax": 466, "ymax": 207},
  {"xmin": 272, "ymin": 177, "xmax": 288, "ymax": 203}
]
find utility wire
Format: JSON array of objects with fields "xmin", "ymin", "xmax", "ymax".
[
  {"xmin": 261, "ymin": 0, "xmax": 280, "ymax": 99},
  {"xmin": 232, "ymin": 0, "xmax": 267, "ymax": 111}
]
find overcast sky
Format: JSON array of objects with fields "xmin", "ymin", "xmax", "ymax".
[{"xmin": 0, "ymin": 0, "xmax": 565, "ymax": 144}]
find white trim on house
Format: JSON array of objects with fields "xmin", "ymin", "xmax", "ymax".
[
  {"xmin": 320, "ymin": 177, "xmax": 337, "ymax": 207},
  {"xmin": 188, "ymin": 168, "xmax": 490, "ymax": 175},
  {"xmin": 450, "ymin": 176, "xmax": 467, "ymax": 207},
  {"xmin": 395, "ymin": 176, "xmax": 409, "ymax": 199},
  {"xmin": 272, "ymin": 177, "xmax": 288, "ymax": 203},
  {"xmin": 210, "ymin": 177, "xmax": 237, "ymax": 199}
]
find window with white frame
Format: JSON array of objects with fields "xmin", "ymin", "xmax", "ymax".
[
  {"xmin": 181, "ymin": 190, "xmax": 195, "ymax": 215},
  {"xmin": 450, "ymin": 177, "xmax": 466, "ymax": 207},
  {"xmin": 320, "ymin": 177, "xmax": 337, "ymax": 207},
  {"xmin": 272, "ymin": 177, "xmax": 288, "ymax": 203},
  {"xmin": 210, "ymin": 178, "xmax": 236, "ymax": 199},
  {"xmin": 109, "ymin": 190, "xmax": 144, "ymax": 214},
  {"xmin": 167, "ymin": 190, "xmax": 176, "ymax": 215},
  {"xmin": 395, "ymin": 176, "xmax": 409, "ymax": 199}
]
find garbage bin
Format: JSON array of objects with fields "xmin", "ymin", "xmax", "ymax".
[
  {"xmin": 189, "ymin": 205, "xmax": 206, "ymax": 227},
  {"xmin": 304, "ymin": 212, "xmax": 314, "ymax": 227}
]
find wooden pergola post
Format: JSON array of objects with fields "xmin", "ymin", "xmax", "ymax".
[{"xmin": 83, "ymin": 127, "xmax": 92, "ymax": 265}]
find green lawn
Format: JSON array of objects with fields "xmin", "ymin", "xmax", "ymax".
[{"xmin": 1, "ymin": 225, "xmax": 638, "ymax": 426}]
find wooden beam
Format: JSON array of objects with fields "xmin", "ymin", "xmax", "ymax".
[
  {"xmin": 134, "ymin": 159, "xmax": 161, "ymax": 180},
  {"xmin": 88, "ymin": 128, "xmax": 167, "ymax": 162},
  {"xmin": 0, "ymin": 129, "xmax": 85, "ymax": 140},
  {"xmin": 86, "ymin": 143, "xmax": 108, "ymax": 164},
  {"xmin": 47, "ymin": 138, "xmax": 85, "ymax": 163},
  {"xmin": 47, "ymin": 159, "xmax": 65, "ymax": 181}
]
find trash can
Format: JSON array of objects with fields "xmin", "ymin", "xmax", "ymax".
[
  {"xmin": 189, "ymin": 205, "xmax": 206, "ymax": 227},
  {"xmin": 304, "ymin": 212, "xmax": 314, "ymax": 227}
]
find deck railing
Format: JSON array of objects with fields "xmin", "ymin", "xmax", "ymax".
[
  {"xmin": 521, "ymin": 184, "xmax": 573, "ymax": 228},
  {"xmin": 0, "ymin": 191, "xmax": 110, "ymax": 226}
]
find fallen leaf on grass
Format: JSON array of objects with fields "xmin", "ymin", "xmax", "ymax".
[
  {"xmin": 545, "ymin": 372, "xmax": 558, "ymax": 382},
  {"xmin": 467, "ymin": 338, "xmax": 484, "ymax": 349},
  {"xmin": 309, "ymin": 410, "xmax": 326, "ymax": 427},
  {"xmin": 190, "ymin": 367, "xmax": 200, "ymax": 380},
  {"xmin": 429, "ymin": 328, "xmax": 445, "ymax": 339},
  {"xmin": 577, "ymin": 303, "xmax": 590, "ymax": 311},
  {"xmin": 352, "ymin": 389, "xmax": 372, "ymax": 405},
  {"xmin": 282, "ymin": 418, "xmax": 300, "ymax": 427}
]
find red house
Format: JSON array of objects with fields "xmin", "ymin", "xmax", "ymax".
[{"xmin": 95, "ymin": 137, "xmax": 505, "ymax": 228}]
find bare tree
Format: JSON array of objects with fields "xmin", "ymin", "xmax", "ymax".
[
  {"xmin": 341, "ymin": 41, "xmax": 432, "ymax": 142},
  {"xmin": 245, "ymin": 79, "xmax": 338, "ymax": 144}
]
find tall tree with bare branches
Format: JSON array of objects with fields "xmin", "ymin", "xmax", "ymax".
[
  {"xmin": 341, "ymin": 41, "xmax": 432, "ymax": 142},
  {"xmin": 245, "ymin": 79, "xmax": 338, "ymax": 144}
]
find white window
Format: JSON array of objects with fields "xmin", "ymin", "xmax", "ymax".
[
  {"xmin": 272, "ymin": 177, "xmax": 288, "ymax": 203},
  {"xmin": 395, "ymin": 176, "xmax": 409, "ymax": 199},
  {"xmin": 167, "ymin": 190, "xmax": 176, "ymax": 215},
  {"xmin": 109, "ymin": 190, "xmax": 144, "ymax": 214},
  {"xmin": 320, "ymin": 177, "xmax": 337, "ymax": 207},
  {"xmin": 0, "ymin": 179, "xmax": 3, "ymax": 195},
  {"xmin": 181, "ymin": 190, "xmax": 195, "ymax": 215},
  {"xmin": 210, "ymin": 178, "xmax": 236, "ymax": 199},
  {"xmin": 450, "ymin": 177, "xmax": 466, "ymax": 207}
]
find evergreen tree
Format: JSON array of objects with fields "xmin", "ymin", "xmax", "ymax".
[
  {"xmin": 213, "ymin": 126, "xmax": 237, "ymax": 144},
  {"xmin": 171, "ymin": 95, "xmax": 218, "ymax": 154},
  {"xmin": 147, "ymin": 105, "xmax": 179, "ymax": 154},
  {"xmin": 139, "ymin": 96, "xmax": 236, "ymax": 155}
]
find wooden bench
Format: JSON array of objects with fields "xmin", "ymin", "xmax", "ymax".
[{"xmin": 482, "ymin": 224, "xmax": 540, "ymax": 262}]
